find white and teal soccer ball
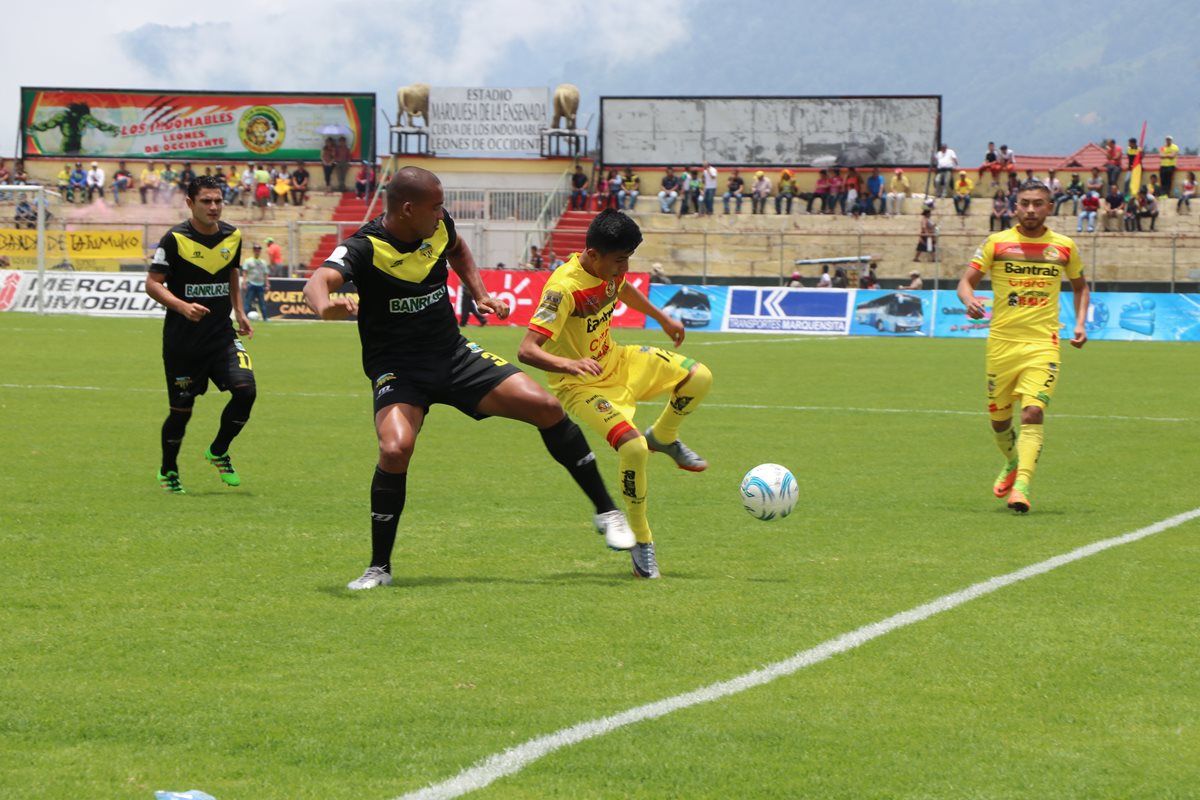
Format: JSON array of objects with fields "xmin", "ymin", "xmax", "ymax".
[{"xmin": 740, "ymin": 463, "xmax": 798, "ymax": 521}]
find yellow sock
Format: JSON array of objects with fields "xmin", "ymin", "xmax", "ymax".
[
  {"xmin": 992, "ymin": 424, "xmax": 1017, "ymax": 464},
  {"xmin": 1015, "ymin": 424, "xmax": 1043, "ymax": 488},
  {"xmin": 616, "ymin": 436, "xmax": 652, "ymax": 544},
  {"xmin": 651, "ymin": 362, "xmax": 712, "ymax": 443}
]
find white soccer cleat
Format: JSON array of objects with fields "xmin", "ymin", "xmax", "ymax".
[
  {"xmin": 630, "ymin": 541, "xmax": 660, "ymax": 579},
  {"xmin": 593, "ymin": 510, "xmax": 636, "ymax": 551},
  {"xmin": 346, "ymin": 565, "xmax": 393, "ymax": 591}
]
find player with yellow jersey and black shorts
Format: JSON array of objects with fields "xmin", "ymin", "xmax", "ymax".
[
  {"xmin": 303, "ymin": 166, "xmax": 635, "ymax": 591},
  {"xmin": 146, "ymin": 174, "xmax": 255, "ymax": 494},
  {"xmin": 518, "ymin": 209, "xmax": 713, "ymax": 578},
  {"xmin": 957, "ymin": 179, "xmax": 1090, "ymax": 513}
]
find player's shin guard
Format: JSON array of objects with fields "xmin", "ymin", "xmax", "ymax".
[
  {"xmin": 370, "ymin": 467, "xmax": 407, "ymax": 570},
  {"xmin": 992, "ymin": 423, "xmax": 1017, "ymax": 462},
  {"xmin": 161, "ymin": 408, "xmax": 192, "ymax": 474},
  {"xmin": 1015, "ymin": 423, "xmax": 1044, "ymax": 489},
  {"xmin": 651, "ymin": 362, "xmax": 712, "ymax": 443},
  {"xmin": 210, "ymin": 383, "xmax": 256, "ymax": 456},
  {"xmin": 539, "ymin": 416, "xmax": 616, "ymax": 514},
  {"xmin": 616, "ymin": 436, "xmax": 651, "ymax": 544}
]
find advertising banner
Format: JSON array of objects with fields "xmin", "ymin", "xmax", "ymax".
[
  {"xmin": 0, "ymin": 270, "xmax": 164, "ymax": 316},
  {"xmin": 724, "ymin": 287, "xmax": 851, "ymax": 333},
  {"xmin": 932, "ymin": 290, "xmax": 993, "ymax": 338},
  {"xmin": 22, "ymin": 88, "xmax": 375, "ymax": 161},
  {"xmin": 645, "ymin": 284, "xmax": 729, "ymax": 333},
  {"xmin": 1073, "ymin": 292, "xmax": 1200, "ymax": 341},
  {"xmin": 850, "ymin": 289, "xmax": 934, "ymax": 336},
  {"xmin": 427, "ymin": 87, "xmax": 549, "ymax": 156},
  {"xmin": 0, "ymin": 227, "xmax": 145, "ymax": 268}
]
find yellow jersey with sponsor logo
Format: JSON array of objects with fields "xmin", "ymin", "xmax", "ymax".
[
  {"xmin": 969, "ymin": 227, "xmax": 1083, "ymax": 344},
  {"xmin": 528, "ymin": 254, "xmax": 623, "ymax": 388}
]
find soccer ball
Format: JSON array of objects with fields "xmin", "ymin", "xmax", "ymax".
[
  {"xmin": 247, "ymin": 310, "xmax": 261, "ymax": 320},
  {"xmin": 739, "ymin": 463, "xmax": 798, "ymax": 521}
]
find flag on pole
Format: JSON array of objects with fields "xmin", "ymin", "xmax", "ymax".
[{"xmin": 1128, "ymin": 120, "xmax": 1147, "ymax": 198}]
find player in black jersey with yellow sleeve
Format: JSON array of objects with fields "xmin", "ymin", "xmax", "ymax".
[
  {"xmin": 304, "ymin": 166, "xmax": 635, "ymax": 590},
  {"xmin": 145, "ymin": 174, "xmax": 256, "ymax": 494}
]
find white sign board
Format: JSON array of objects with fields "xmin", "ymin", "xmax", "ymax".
[
  {"xmin": 428, "ymin": 87, "xmax": 549, "ymax": 156},
  {"xmin": 601, "ymin": 96, "xmax": 941, "ymax": 167}
]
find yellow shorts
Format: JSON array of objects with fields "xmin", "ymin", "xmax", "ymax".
[
  {"xmin": 554, "ymin": 344, "xmax": 695, "ymax": 448},
  {"xmin": 985, "ymin": 339, "xmax": 1061, "ymax": 421}
]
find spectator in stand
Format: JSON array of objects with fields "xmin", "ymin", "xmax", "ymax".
[
  {"xmin": 1077, "ymin": 191, "xmax": 1100, "ymax": 233},
  {"xmin": 159, "ymin": 163, "xmax": 178, "ymax": 204},
  {"xmin": 238, "ymin": 164, "xmax": 254, "ymax": 207},
  {"xmin": 995, "ymin": 145, "xmax": 1016, "ymax": 186},
  {"xmin": 597, "ymin": 170, "xmax": 618, "ymax": 210},
  {"xmin": 858, "ymin": 264, "xmax": 879, "ymax": 289},
  {"xmin": 1136, "ymin": 188, "xmax": 1158, "ymax": 231},
  {"xmin": 546, "ymin": 249, "xmax": 564, "ymax": 269},
  {"xmin": 68, "ymin": 162, "xmax": 87, "ymax": 203},
  {"xmin": 11, "ymin": 160, "xmax": 28, "ymax": 184},
  {"xmin": 827, "ymin": 168, "xmax": 844, "ymax": 214},
  {"xmin": 816, "ymin": 265, "xmax": 832, "ymax": 287},
  {"xmin": 85, "ymin": 161, "xmax": 106, "ymax": 202},
  {"xmin": 702, "ymin": 161, "xmax": 718, "ymax": 215},
  {"xmin": 1177, "ymin": 172, "xmax": 1195, "ymax": 213},
  {"xmin": 978, "ymin": 141, "xmax": 999, "ymax": 182},
  {"xmin": 723, "ymin": 168, "xmax": 745, "ymax": 214},
  {"xmin": 1085, "ymin": 167, "xmax": 1106, "ymax": 199},
  {"xmin": 320, "ymin": 137, "xmax": 336, "ymax": 193},
  {"xmin": 178, "ymin": 162, "xmax": 196, "ymax": 198},
  {"xmin": 1103, "ymin": 183, "xmax": 1125, "ymax": 231},
  {"xmin": 354, "ymin": 160, "xmax": 372, "ymax": 200},
  {"xmin": 899, "ymin": 270, "xmax": 924, "ymax": 290},
  {"xmin": 843, "ymin": 167, "xmax": 862, "ymax": 215},
  {"xmin": 751, "ymin": 170, "xmax": 771, "ymax": 215},
  {"xmin": 952, "ymin": 170, "xmax": 974, "ymax": 216},
  {"xmin": 56, "ymin": 163, "xmax": 71, "ymax": 198},
  {"xmin": 14, "ymin": 193, "xmax": 37, "ymax": 229},
  {"xmin": 291, "ymin": 162, "xmax": 310, "ymax": 206},
  {"xmin": 1103, "ymin": 138, "xmax": 1123, "ymax": 190},
  {"xmin": 1146, "ymin": 173, "xmax": 1161, "ymax": 200},
  {"xmin": 1123, "ymin": 193, "xmax": 1141, "ymax": 232},
  {"xmin": 806, "ymin": 169, "xmax": 830, "ymax": 214},
  {"xmin": 775, "ymin": 169, "xmax": 796, "ymax": 215},
  {"xmin": 887, "ymin": 168, "xmax": 910, "ymax": 216},
  {"xmin": 831, "ymin": 267, "xmax": 849, "ymax": 288},
  {"xmin": 1006, "ymin": 169, "xmax": 1021, "ymax": 195},
  {"xmin": 213, "ymin": 167, "xmax": 230, "ymax": 202},
  {"xmin": 264, "ymin": 236, "xmax": 285, "ymax": 276},
  {"xmin": 1044, "ymin": 169, "xmax": 1065, "ymax": 213},
  {"xmin": 787, "ymin": 270, "xmax": 804, "ymax": 288},
  {"xmin": 273, "ymin": 167, "xmax": 292, "ymax": 207},
  {"xmin": 1125, "ymin": 137, "xmax": 1142, "ymax": 191},
  {"xmin": 1056, "ymin": 173, "xmax": 1085, "ymax": 216},
  {"xmin": 658, "ymin": 166, "xmax": 680, "ymax": 213},
  {"xmin": 990, "ymin": 189, "xmax": 1011, "ymax": 231},
  {"xmin": 1159, "ymin": 135, "xmax": 1179, "ymax": 196},
  {"xmin": 111, "ymin": 161, "xmax": 133, "ymax": 205},
  {"xmin": 522, "ymin": 245, "xmax": 544, "ymax": 270},
  {"xmin": 569, "ymin": 164, "xmax": 589, "ymax": 210},
  {"xmin": 680, "ymin": 167, "xmax": 702, "ymax": 216},
  {"xmin": 865, "ymin": 167, "xmax": 884, "ymax": 215},
  {"xmin": 914, "ymin": 208, "xmax": 938, "ymax": 261},
  {"xmin": 139, "ymin": 162, "xmax": 161, "ymax": 204},
  {"xmin": 934, "ymin": 142, "xmax": 959, "ymax": 198},
  {"xmin": 253, "ymin": 163, "xmax": 272, "ymax": 219},
  {"xmin": 333, "ymin": 136, "xmax": 352, "ymax": 192},
  {"xmin": 618, "ymin": 167, "xmax": 640, "ymax": 210}
]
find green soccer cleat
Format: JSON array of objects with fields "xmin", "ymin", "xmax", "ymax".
[
  {"xmin": 993, "ymin": 459, "xmax": 1019, "ymax": 498},
  {"xmin": 158, "ymin": 470, "xmax": 186, "ymax": 494},
  {"xmin": 1007, "ymin": 480, "xmax": 1031, "ymax": 514},
  {"xmin": 205, "ymin": 449, "xmax": 241, "ymax": 487}
]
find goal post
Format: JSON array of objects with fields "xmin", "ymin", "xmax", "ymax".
[{"xmin": 0, "ymin": 183, "xmax": 54, "ymax": 314}]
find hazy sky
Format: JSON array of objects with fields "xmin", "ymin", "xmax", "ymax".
[{"xmin": 6, "ymin": 0, "xmax": 1194, "ymax": 164}]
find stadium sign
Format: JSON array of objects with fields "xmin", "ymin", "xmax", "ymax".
[
  {"xmin": 427, "ymin": 87, "xmax": 548, "ymax": 156},
  {"xmin": 21, "ymin": 88, "xmax": 375, "ymax": 161}
]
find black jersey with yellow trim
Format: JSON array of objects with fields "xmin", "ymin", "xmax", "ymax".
[
  {"xmin": 150, "ymin": 219, "xmax": 242, "ymax": 356},
  {"xmin": 323, "ymin": 212, "xmax": 461, "ymax": 374}
]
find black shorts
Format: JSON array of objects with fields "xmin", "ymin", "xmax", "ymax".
[
  {"xmin": 164, "ymin": 340, "xmax": 256, "ymax": 408},
  {"xmin": 370, "ymin": 338, "xmax": 521, "ymax": 418}
]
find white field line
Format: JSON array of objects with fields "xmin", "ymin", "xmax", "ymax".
[
  {"xmin": 395, "ymin": 507, "xmax": 1200, "ymax": 800},
  {"xmin": 0, "ymin": 384, "xmax": 1192, "ymax": 424}
]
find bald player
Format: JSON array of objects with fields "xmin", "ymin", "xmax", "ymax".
[{"xmin": 304, "ymin": 166, "xmax": 635, "ymax": 590}]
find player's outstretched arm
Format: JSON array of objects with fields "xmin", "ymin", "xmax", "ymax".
[
  {"xmin": 618, "ymin": 281, "xmax": 684, "ymax": 346},
  {"xmin": 446, "ymin": 236, "xmax": 508, "ymax": 320},
  {"xmin": 303, "ymin": 266, "xmax": 357, "ymax": 320},
  {"xmin": 957, "ymin": 266, "xmax": 988, "ymax": 319}
]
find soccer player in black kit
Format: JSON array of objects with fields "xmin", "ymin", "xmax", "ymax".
[
  {"xmin": 146, "ymin": 174, "xmax": 255, "ymax": 494},
  {"xmin": 304, "ymin": 166, "xmax": 635, "ymax": 590}
]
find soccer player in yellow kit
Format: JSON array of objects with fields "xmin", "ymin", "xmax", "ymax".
[
  {"xmin": 957, "ymin": 179, "xmax": 1090, "ymax": 513},
  {"xmin": 518, "ymin": 210, "xmax": 713, "ymax": 578}
]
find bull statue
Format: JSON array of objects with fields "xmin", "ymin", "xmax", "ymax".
[
  {"xmin": 551, "ymin": 83, "xmax": 580, "ymax": 130},
  {"xmin": 396, "ymin": 83, "xmax": 430, "ymax": 128}
]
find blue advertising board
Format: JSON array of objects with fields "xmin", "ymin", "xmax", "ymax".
[
  {"xmin": 724, "ymin": 287, "xmax": 850, "ymax": 333},
  {"xmin": 850, "ymin": 290, "xmax": 933, "ymax": 336},
  {"xmin": 1072, "ymin": 292, "xmax": 1200, "ymax": 341},
  {"xmin": 645, "ymin": 284, "xmax": 728, "ymax": 332}
]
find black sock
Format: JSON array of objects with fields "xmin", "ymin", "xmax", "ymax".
[
  {"xmin": 160, "ymin": 409, "xmax": 191, "ymax": 474},
  {"xmin": 209, "ymin": 384, "xmax": 256, "ymax": 456},
  {"xmin": 539, "ymin": 416, "xmax": 616, "ymax": 513},
  {"xmin": 371, "ymin": 467, "xmax": 407, "ymax": 570}
]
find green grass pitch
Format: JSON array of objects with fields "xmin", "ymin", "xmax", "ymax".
[{"xmin": 1, "ymin": 314, "xmax": 1198, "ymax": 799}]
